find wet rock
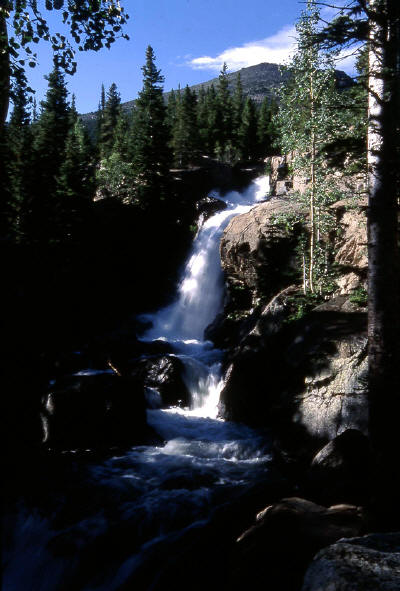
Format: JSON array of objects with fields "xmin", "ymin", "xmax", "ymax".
[
  {"xmin": 195, "ymin": 195, "xmax": 227, "ymax": 221},
  {"xmin": 231, "ymin": 497, "xmax": 366, "ymax": 591},
  {"xmin": 302, "ymin": 533, "xmax": 400, "ymax": 591},
  {"xmin": 306, "ymin": 429, "xmax": 373, "ymax": 505},
  {"xmin": 41, "ymin": 373, "xmax": 148, "ymax": 449},
  {"xmin": 129, "ymin": 355, "xmax": 190, "ymax": 408}
]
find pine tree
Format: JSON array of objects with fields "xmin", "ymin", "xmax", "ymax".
[
  {"xmin": 238, "ymin": 97, "xmax": 258, "ymax": 161},
  {"xmin": 29, "ymin": 63, "xmax": 71, "ymax": 243},
  {"xmin": 166, "ymin": 88, "xmax": 178, "ymax": 131},
  {"xmin": 197, "ymin": 84, "xmax": 219, "ymax": 155},
  {"xmin": 215, "ymin": 62, "xmax": 233, "ymax": 160},
  {"xmin": 196, "ymin": 86, "xmax": 209, "ymax": 153},
  {"xmin": 100, "ymin": 82, "xmax": 121, "ymax": 159},
  {"xmin": 6, "ymin": 68, "xmax": 33, "ymax": 242},
  {"xmin": 96, "ymin": 83, "xmax": 106, "ymax": 150},
  {"xmin": 129, "ymin": 46, "xmax": 171, "ymax": 207},
  {"xmin": 257, "ymin": 96, "xmax": 278, "ymax": 157},
  {"xmin": 170, "ymin": 85, "xmax": 199, "ymax": 167},
  {"xmin": 232, "ymin": 73, "xmax": 244, "ymax": 155}
]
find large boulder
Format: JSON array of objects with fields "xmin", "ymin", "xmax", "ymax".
[
  {"xmin": 305, "ymin": 429, "xmax": 373, "ymax": 505},
  {"xmin": 302, "ymin": 533, "xmax": 400, "ymax": 591},
  {"xmin": 41, "ymin": 373, "xmax": 148, "ymax": 449},
  {"xmin": 128, "ymin": 355, "xmax": 190, "ymax": 408},
  {"xmin": 230, "ymin": 497, "xmax": 366, "ymax": 591},
  {"xmin": 219, "ymin": 295, "xmax": 368, "ymax": 453},
  {"xmin": 220, "ymin": 197, "xmax": 306, "ymax": 303},
  {"xmin": 195, "ymin": 195, "xmax": 227, "ymax": 221}
]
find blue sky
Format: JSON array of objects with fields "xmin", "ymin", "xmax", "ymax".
[{"xmin": 22, "ymin": 0, "xmax": 352, "ymax": 115}]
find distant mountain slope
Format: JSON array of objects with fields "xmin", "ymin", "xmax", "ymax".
[{"xmin": 80, "ymin": 62, "xmax": 353, "ymax": 126}]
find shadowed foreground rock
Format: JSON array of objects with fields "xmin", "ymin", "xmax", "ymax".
[
  {"xmin": 302, "ymin": 533, "xmax": 400, "ymax": 591},
  {"xmin": 41, "ymin": 373, "xmax": 149, "ymax": 449},
  {"xmin": 305, "ymin": 429, "xmax": 373, "ymax": 506},
  {"xmin": 230, "ymin": 497, "xmax": 366, "ymax": 591}
]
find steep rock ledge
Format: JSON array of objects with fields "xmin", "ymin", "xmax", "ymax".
[{"xmin": 218, "ymin": 177, "xmax": 368, "ymax": 454}]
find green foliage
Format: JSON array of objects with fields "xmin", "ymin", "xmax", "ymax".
[
  {"xmin": 5, "ymin": 67, "xmax": 33, "ymax": 241},
  {"xmin": 99, "ymin": 82, "xmax": 121, "ymax": 158},
  {"xmin": 285, "ymin": 291, "xmax": 323, "ymax": 323},
  {"xmin": 349, "ymin": 286, "xmax": 368, "ymax": 307},
  {"xmin": 257, "ymin": 96, "xmax": 279, "ymax": 156},
  {"xmin": 128, "ymin": 46, "xmax": 172, "ymax": 207},
  {"xmin": 238, "ymin": 97, "xmax": 258, "ymax": 161},
  {"xmin": 96, "ymin": 152, "xmax": 136, "ymax": 204},
  {"xmin": 276, "ymin": 0, "xmax": 347, "ymax": 295},
  {"xmin": 170, "ymin": 85, "xmax": 199, "ymax": 167}
]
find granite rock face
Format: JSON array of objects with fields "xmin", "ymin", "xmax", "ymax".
[
  {"xmin": 302, "ymin": 533, "xmax": 400, "ymax": 591},
  {"xmin": 219, "ymin": 294, "xmax": 368, "ymax": 450},
  {"xmin": 220, "ymin": 197, "xmax": 306, "ymax": 303}
]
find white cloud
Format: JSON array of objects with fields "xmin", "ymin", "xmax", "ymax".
[{"xmin": 187, "ymin": 26, "xmax": 297, "ymax": 72}]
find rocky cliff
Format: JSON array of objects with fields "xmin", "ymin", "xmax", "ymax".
[{"xmin": 217, "ymin": 157, "xmax": 368, "ymax": 456}]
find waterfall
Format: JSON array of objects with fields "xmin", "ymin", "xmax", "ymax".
[
  {"xmin": 142, "ymin": 175, "xmax": 269, "ymax": 417},
  {"xmin": 3, "ymin": 175, "xmax": 273, "ymax": 591}
]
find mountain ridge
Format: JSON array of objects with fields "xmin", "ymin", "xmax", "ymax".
[{"xmin": 80, "ymin": 61, "xmax": 353, "ymax": 123}]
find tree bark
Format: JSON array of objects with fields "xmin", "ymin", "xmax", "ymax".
[
  {"xmin": 367, "ymin": 0, "xmax": 400, "ymax": 493},
  {"xmin": 0, "ymin": 2, "xmax": 10, "ymax": 129}
]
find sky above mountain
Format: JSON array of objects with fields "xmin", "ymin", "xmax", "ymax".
[{"xmin": 25, "ymin": 0, "xmax": 354, "ymax": 115}]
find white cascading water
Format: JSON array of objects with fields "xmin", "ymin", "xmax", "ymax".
[
  {"xmin": 142, "ymin": 174, "xmax": 269, "ymax": 418},
  {"xmin": 3, "ymin": 175, "xmax": 273, "ymax": 591}
]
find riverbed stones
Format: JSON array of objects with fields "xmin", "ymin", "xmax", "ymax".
[{"xmin": 302, "ymin": 533, "xmax": 400, "ymax": 591}]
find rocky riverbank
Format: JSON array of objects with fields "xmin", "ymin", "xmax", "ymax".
[{"xmin": 207, "ymin": 156, "xmax": 400, "ymax": 590}]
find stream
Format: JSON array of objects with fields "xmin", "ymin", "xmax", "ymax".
[{"xmin": 3, "ymin": 174, "xmax": 274, "ymax": 591}]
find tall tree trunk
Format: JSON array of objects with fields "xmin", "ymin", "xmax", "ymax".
[
  {"xmin": 0, "ymin": 2, "xmax": 10, "ymax": 130},
  {"xmin": 309, "ymin": 68, "xmax": 316, "ymax": 293},
  {"xmin": 367, "ymin": 0, "xmax": 400, "ymax": 515}
]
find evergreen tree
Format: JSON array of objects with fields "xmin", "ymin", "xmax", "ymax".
[
  {"xmin": 170, "ymin": 85, "xmax": 199, "ymax": 167},
  {"xmin": 129, "ymin": 46, "xmax": 171, "ymax": 207},
  {"xmin": 112, "ymin": 110, "xmax": 130, "ymax": 159},
  {"xmin": 56, "ymin": 117, "xmax": 95, "ymax": 242},
  {"xmin": 215, "ymin": 63, "xmax": 233, "ymax": 160},
  {"xmin": 232, "ymin": 73, "xmax": 244, "ymax": 155},
  {"xmin": 166, "ymin": 88, "xmax": 179, "ymax": 131},
  {"xmin": 257, "ymin": 96, "xmax": 278, "ymax": 157},
  {"xmin": 238, "ymin": 97, "xmax": 258, "ymax": 161},
  {"xmin": 96, "ymin": 83, "xmax": 106, "ymax": 149},
  {"xmin": 6, "ymin": 68, "xmax": 33, "ymax": 242},
  {"xmin": 29, "ymin": 63, "xmax": 71, "ymax": 243},
  {"xmin": 197, "ymin": 84, "xmax": 219, "ymax": 155},
  {"xmin": 196, "ymin": 86, "xmax": 209, "ymax": 153},
  {"xmin": 100, "ymin": 82, "xmax": 121, "ymax": 158}
]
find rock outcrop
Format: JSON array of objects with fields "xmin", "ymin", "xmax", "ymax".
[
  {"xmin": 220, "ymin": 197, "xmax": 306, "ymax": 304},
  {"xmin": 218, "ymin": 172, "xmax": 368, "ymax": 452},
  {"xmin": 219, "ymin": 295, "xmax": 368, "ymax": 452},
  {"xmin": 302, "ymin": 533, "xmax": 400, "ymax": 591}
]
